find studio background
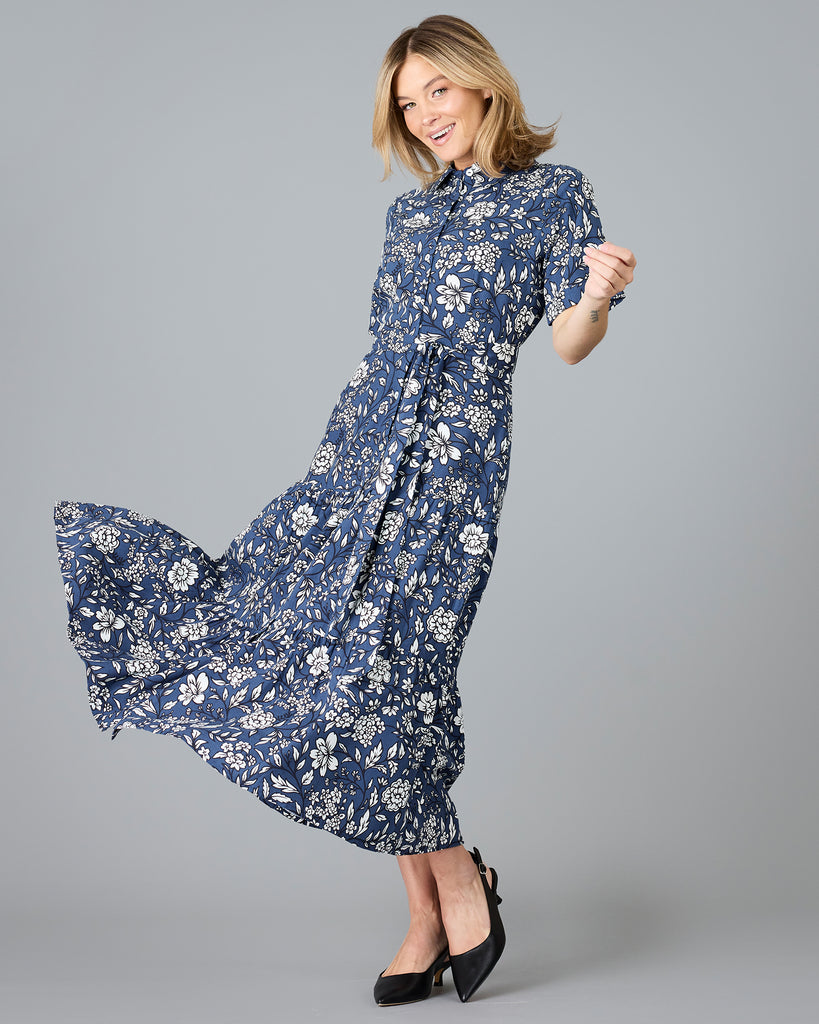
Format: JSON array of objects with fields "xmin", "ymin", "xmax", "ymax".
[{"xmin": 1, "ymin": 1, "xmax": 816, "ymax": 1021}]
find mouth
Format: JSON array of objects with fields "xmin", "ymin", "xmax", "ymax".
[{"xmin": 428, "ymin": 123, "xmax": 455, "ymax": 145}]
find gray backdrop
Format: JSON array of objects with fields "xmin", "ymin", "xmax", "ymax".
[{"xmin": 2, "ymin": 1, "xmax": 817, "ymax": 1021}]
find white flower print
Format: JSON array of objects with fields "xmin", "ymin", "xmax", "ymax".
[
  {"xmin": 491, "ymin": 337, "xmax": 515, "ymax": 363},
  {"xmin": 167, "ymin": 557, "xmax": 199, "ymax": 593},
  {"xmin": 353, "ymin": 713, "xmax": 380, "ymax": 746},
  {"xmin": 458, "ymin": 523, "xmax": 489, "ymax": 556},
  {"xmin": 349, "ymin": 360, "xmax": 369, "ymax": 387},
  {"xmin": 123, "ymin": 552, "xmax": 147, "ymax": 584},
  {"xmin": 92, "ymin": 607, "xmax": 125, "ymax": 643},
  {"xmin": 306, "ymin": 645, "xmax": 331, "ymax": 677},
  {"xmin": 125, "ymin": 658, "xmax": 159, "ymax": 676},
  {"xmin": 55, "ymin": 500, "xmax": 81, "ymax": 522},
  {"xmin": 383, "ymin": 778, "xmax": 411, "ymax": 811},
  {"xmin": 291, "ymin": 502, "xmax": 319, "ymax": 537},
  {"xmin": 287, "ymin": 556, "xmax": 309, "ymax": 585},
  {"xmin": 465, "ymin": 241, "xmax": 499, "ymax": 273},
  {"xmin": 56, "ymin": 161, "xmax": 625, "ymax": 858},
  {"xmin": 310, "ymin": 733, "xmax": 339, "ymax": 776},
  {"xmin": 425, "ymin": 422, "xmax": 461, "ymax": 465},
  {"xmin": 90, "ymin": 525, "xmax": 120, "ymax": 554},
  {"xmin": 342, "ymin": 558, "xmax": 360, "ymax": 586},
  {"xmin": 220, "ymin": 741, "xmax": 252, "ymax": 772},
  {"xmin": 394, "ymin": 551, "xmax": 413, "ymax": 579},
  {"xmin": 176, "ymin": 621, "xmax": 208, "ymax": 642},
  {"xmin": 310, "ymin": 442, "xmax": 336, "ymax": 474},
  {"xmin": 445, "ymin": 477, "xmax": 468, "ymax": 504},
  {"xmin": 354, "ymin": 600, "xmax": 379, "ymax": 628},
  {"xmin": 428, "ymin": 607, "xmax": 458, "ymax": 644},
  {"xmin": 404, "ymin": 212, "xmax": 432, "ymax": 230},
  {"xmin": 418, "ymin": 691, "xmax": 436, "ymax": 724},
  {"xmin": 239, "ymin": 710, "xmax": 278, "ymax": 729},
  {"xmin": 514, "ymin": 307, "xmax": 536, "ymax": 333},
  {"xmin": 464, "ymin": 404, "xmax": 496, "ymax": 440},
  {"xmin": 375, "ymin": 457, "xmax": 395, "ymax": 494},
  {"xmin": 379, "ymin": 511, "xmax": 404, "ymax": 543},
  {"xmin": 88, "ymin": 684, "xmax": 107, "ymax": 712},
  {"xmin": 435, "ymin": 274, "xmax": 471, "ymax": 313},
  {"xmin": 380, "ymin": 272, "xmax": 398, "ymax": 301},
  {"xmin": 179, "ymin": 672, "xmax": 209, "ymax": 706},
  {"xmin": 368, "ymin": 655, "xmax": 391, "ymax": 685},
  {"xmin": 463, "ymin": 200, "xmax": 497, "ymax": 224},
  {"xmin": 227, "ymin": 665, "xmax": 253, "ymax": 685}
]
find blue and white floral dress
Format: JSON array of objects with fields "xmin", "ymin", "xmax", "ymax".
[{"xmin": 54, "ymin": 161, "xmax": 625, "ymax": 854}]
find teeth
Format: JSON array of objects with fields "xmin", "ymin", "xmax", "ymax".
[{"xmin": 432, "ymin": 124, "xmax": 454, "ymax": 140}]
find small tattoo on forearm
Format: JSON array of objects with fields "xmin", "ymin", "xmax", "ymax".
[{"xmin": 589, "ymin": 309, "xmax": 599, "ymax": 323}]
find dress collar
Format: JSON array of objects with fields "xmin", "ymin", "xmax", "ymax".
[
  {"xmin": 432, "ymin": 161, "xmax": 524, "ymax": 190},
  {"xmin": 434, "ymin": 161, "xmax": 487, "ymax": 190}
]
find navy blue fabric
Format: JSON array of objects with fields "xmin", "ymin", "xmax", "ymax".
[{"xmin": 55, "ymin": 161, "xmax": 624, "ymax": 854}]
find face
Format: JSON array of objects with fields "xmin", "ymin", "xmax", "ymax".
[{"xmin": 393, "ymin": 54, "xmax": 491, "ymax": 170}]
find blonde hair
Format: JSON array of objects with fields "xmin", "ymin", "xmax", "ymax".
[{"xmin": 373, "ymin": 15, "xmax": 559, "ymax": 188}]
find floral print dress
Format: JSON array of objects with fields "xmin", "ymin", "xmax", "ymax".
[{"xmin": 54, "ymin": 161, "xmax": 625, "ymax": 855}]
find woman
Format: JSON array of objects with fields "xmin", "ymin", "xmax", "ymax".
[{"xmin": 54, "ymin": 14, "xmax": 635, "ymax": 1007}]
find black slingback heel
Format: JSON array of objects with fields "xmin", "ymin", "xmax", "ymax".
[
  {"xmin": 373, "ymin": 945, "xmax": 451, "ymax": 1006},
  {"xmin": 449, "ymin": 846, "xmax": 506, "ymax": 1002}
]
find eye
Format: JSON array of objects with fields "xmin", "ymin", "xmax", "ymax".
[
  {"xmin": 400, "ymin": 101, "xmax": 415, "ymax": 112},
  {"xmin": 432, "ymin": 87, "xmax": 447, "ymax": 97}
]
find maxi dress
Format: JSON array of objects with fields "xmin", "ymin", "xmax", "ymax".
[{"xmin": 54, "ymin": 160, "xmax": 625, "ymax": 855}]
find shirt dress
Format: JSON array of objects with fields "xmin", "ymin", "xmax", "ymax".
[{"xmin": 54, "ymin": 160, "xmax": 625, "ymax": 855}]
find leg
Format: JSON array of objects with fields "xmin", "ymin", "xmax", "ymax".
[
  {"xmin": 381, "ymin": 852, "xmax": 449, "ymax": 976},
  {"xmin": 427, "ymin": 844, "xmax": 493, "ymax": 956}
]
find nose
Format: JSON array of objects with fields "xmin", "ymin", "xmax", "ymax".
[{"xmin": 421, "ymin": 108, "xmax": 438, "ymax": 126}]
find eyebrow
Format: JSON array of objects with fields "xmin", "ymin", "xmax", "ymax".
[{"xmin": 394, "ymin": 74, "xmax": 447, "ymax": 102}]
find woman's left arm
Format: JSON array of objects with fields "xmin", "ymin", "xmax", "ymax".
[{"xmin": 552, "ymin": 241, "xmax": 637, "ymax": 365}]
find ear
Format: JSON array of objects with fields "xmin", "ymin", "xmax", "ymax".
[{"xmin": 482, "ymin": 89, "xmax": 492, "ymax": 100}]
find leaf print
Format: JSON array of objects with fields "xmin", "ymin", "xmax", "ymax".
[{"xmin": 55, "ymin": 160, "xmax": 624, "ymax": 856}]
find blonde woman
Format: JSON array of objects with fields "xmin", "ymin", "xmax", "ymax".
[{"xmin": 54, "ymin": 13, "xmax": 635, "ymax": 1007}]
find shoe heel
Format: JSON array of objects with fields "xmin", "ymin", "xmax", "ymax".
[{"xmin": 433, "ymin": 967, "xmax": 446, "ymax": 987}]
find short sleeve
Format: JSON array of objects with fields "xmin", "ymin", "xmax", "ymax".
[{"xmin": 542, "ymin": 167, "xmax": 627, "ymax": 326}]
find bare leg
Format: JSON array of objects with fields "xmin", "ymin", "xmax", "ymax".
[
  {"xmin": 381, "ymin": 852, "xmax": 449, "ymax": 976},
  {"xmin": 427, "ymin": 844, "xmax": 493, "ymax": 956}
]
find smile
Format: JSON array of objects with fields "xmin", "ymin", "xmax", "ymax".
[{"xmin": 429, "ymin": 123, "xmax": 455, "ymax": 144}]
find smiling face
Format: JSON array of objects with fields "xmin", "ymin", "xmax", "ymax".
[{"xmin": 393, "ymin": 54, "xmax": 492, "ymax": 170}]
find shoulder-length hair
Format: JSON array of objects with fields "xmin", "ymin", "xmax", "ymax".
[{"xmin": 373, "ymin": 15, "xmax": 559, "ymax": 188}]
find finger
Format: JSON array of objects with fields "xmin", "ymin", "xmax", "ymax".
[
  {"xmin": 597, "ymin": 241, "xmax": 636, "ymax": 267},
  {"xmin": 583, "ymin": 255, "xmax": 627, "ymax": 292},
  {"xmin": 584, "ymin": 248, "xmax": 634, "ymax": 285}
]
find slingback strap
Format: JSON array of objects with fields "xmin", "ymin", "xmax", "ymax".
[{"xmin": 469, "ymin": 846, "xmax": 502, "ymax": 905}]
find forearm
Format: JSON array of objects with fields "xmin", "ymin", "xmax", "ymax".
[{"xmin": 552, "ymin": 290, "xmax": 609, "ymax": 365}]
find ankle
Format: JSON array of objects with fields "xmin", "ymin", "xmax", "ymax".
[
  {"xmin": 407, "ymin": 904, "xmax": 444, "ymax": 936},
  {"xmin": 433, "ymin": 862, "xmax": 482, "ymax": 900}
]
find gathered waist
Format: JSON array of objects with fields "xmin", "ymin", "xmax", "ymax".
[{"xmin": 371, "ymin": 333, "xmax": 516, "ymax": 387}]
